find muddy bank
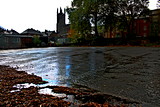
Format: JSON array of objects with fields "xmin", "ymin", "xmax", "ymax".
[
  {"xmin": 70, "ymin": 47, "xmax": 160, "ymax": 107},
  {"xmin": 0, "ymin": 65, "xmax": 141, "ymax": 107}
]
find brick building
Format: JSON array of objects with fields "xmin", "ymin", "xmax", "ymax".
[{"xmin": 133, "ymin": 17, "xmax": 150, "ymax": 37}]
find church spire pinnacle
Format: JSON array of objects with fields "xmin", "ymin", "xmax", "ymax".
[
  {"xmin": 60, "ymin": 7, "xmax": 62, "ymax": 13},
  {"xmin": 57, "ymin": 8, "xmax": 58, "ymax": 14}
]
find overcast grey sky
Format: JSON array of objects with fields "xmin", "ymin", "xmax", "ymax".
[{"xmin": 0, "ymin": 0, "xmax": 158, "ymax": 33}]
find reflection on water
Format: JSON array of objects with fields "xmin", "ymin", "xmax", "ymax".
[
  {"xmin": 65, "ymin": 56, "xmax": 71, "ymax": 77},
  {"xmin": 39, "ymin": 88, "xmax": 67, "ymax": 97},
  {"xmin": 0, "ymin": 47, "xmax": 106, "ymax": 87}
]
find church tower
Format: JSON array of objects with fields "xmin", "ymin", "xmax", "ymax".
[{"xmin": 56, "ymin": 8, "xmax": 66, "ymax": 34}]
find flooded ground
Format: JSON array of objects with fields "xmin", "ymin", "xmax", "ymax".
[{"xmin": 0, "ymin": 47, "xmax": 160, "ymax": 106}]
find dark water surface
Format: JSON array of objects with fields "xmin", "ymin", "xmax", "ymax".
[
  {"xmin": 0, "ymin": 47, "xmax": 107, "ymax": 86},
  {"xmin": 0, "ymin": 47, "xmax": 160, "ymax": 106}
]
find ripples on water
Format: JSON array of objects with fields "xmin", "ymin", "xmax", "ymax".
[{"xmin": 0, "ymin": 47, "xmax": 106, "ymax": 86}]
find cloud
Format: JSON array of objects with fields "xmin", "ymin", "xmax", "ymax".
[
  {"xmin": 149, "ymin": 0, "xmax": 157, "ymax": 10},
  {"xmin": 0, "ymin": 0, "xmax": 72, "ymax": 33}
]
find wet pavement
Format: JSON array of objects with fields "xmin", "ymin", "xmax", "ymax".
[{"xmin": 0, "ymin": 47, "xmax": 160, "ymax": 106}]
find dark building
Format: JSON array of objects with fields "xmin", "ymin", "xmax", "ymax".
[
  {"xmin": 56, "ymin": 8, "xmax": 70, "ymax": 36},
  {"xmin": 21, "ymin": 28, "xmax": 42, "ymax": 36},
  {"xmin": 0, "ymin": 34, "xmax": 33, "ymax": 49},
  {"xmin": 21, "ymin": 28, "xmax": 49, "ymax": 46},
  {"xmin": 150, "ymin": 9, "xmax": 160, "ymax": 37}
]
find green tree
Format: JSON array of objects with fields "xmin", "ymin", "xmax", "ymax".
[
  {"xmin": 67, "ymin": 0, "xmax": 103, "ymax": 37},
  {"xmin": 115, "ymin": 0, "xmax": 149, "ymax": 38},
  {"xmin": 67, "ymin": 0, "xmax": 149, "ymax": 41},
  {"xmin": 98, "ymin": 1, "xmax": 118, "ymax": 36},
  {"xmin": 33, "ymin": 35, "xmax": 41, "ymax": 46}
]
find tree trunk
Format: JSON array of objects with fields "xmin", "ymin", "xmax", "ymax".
[{"xmin": 94, "ymin": 12, "xmax": 99, "ymax": 37}]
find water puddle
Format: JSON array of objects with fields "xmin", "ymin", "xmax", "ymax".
[
  {"xmin": 13, "ymin": 83, "xmax": 37, "ymax": 89},
  {"xmin": 10, "ymin": 83, "xmax": 142, "ymax": 107},
  {"xmin": 11, "ymin": 83, "xmax": 81, "ymax": 105},
  {"xmin": 10, "ymin": 89, "xmax": 21, "ymax": 93},
  {"xmin": 39, "ymin": 88, "xmax": 67, "ymax": 97},
  {"xmin": 11, "ymin": 83, "xmax": 70, "ymax": 98}
]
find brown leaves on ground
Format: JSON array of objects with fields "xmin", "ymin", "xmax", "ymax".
[
  {"xmin": 1, "ymin": 86, "xmax": 70, "ymax": 107},
  {"xmin": 0, "ymin": 65, "xmax": 141, "ymax": 107},
  {"xmin": 0, "ymin": 65, "xmax": 70, "ymax": 107}
]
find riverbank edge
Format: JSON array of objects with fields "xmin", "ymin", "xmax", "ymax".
[{"xmin": 1, "ymin": 44, "xmax": 160, "ymax": 50}]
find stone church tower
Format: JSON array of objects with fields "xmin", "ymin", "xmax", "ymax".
[{"xmin": 56, "ymin": 8, "xmax": 70, "ymax": 36}]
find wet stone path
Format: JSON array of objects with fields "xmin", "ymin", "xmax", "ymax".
[{"xmin": 0, "ymin": 47, "xmax": 160, "ymax": 107}]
